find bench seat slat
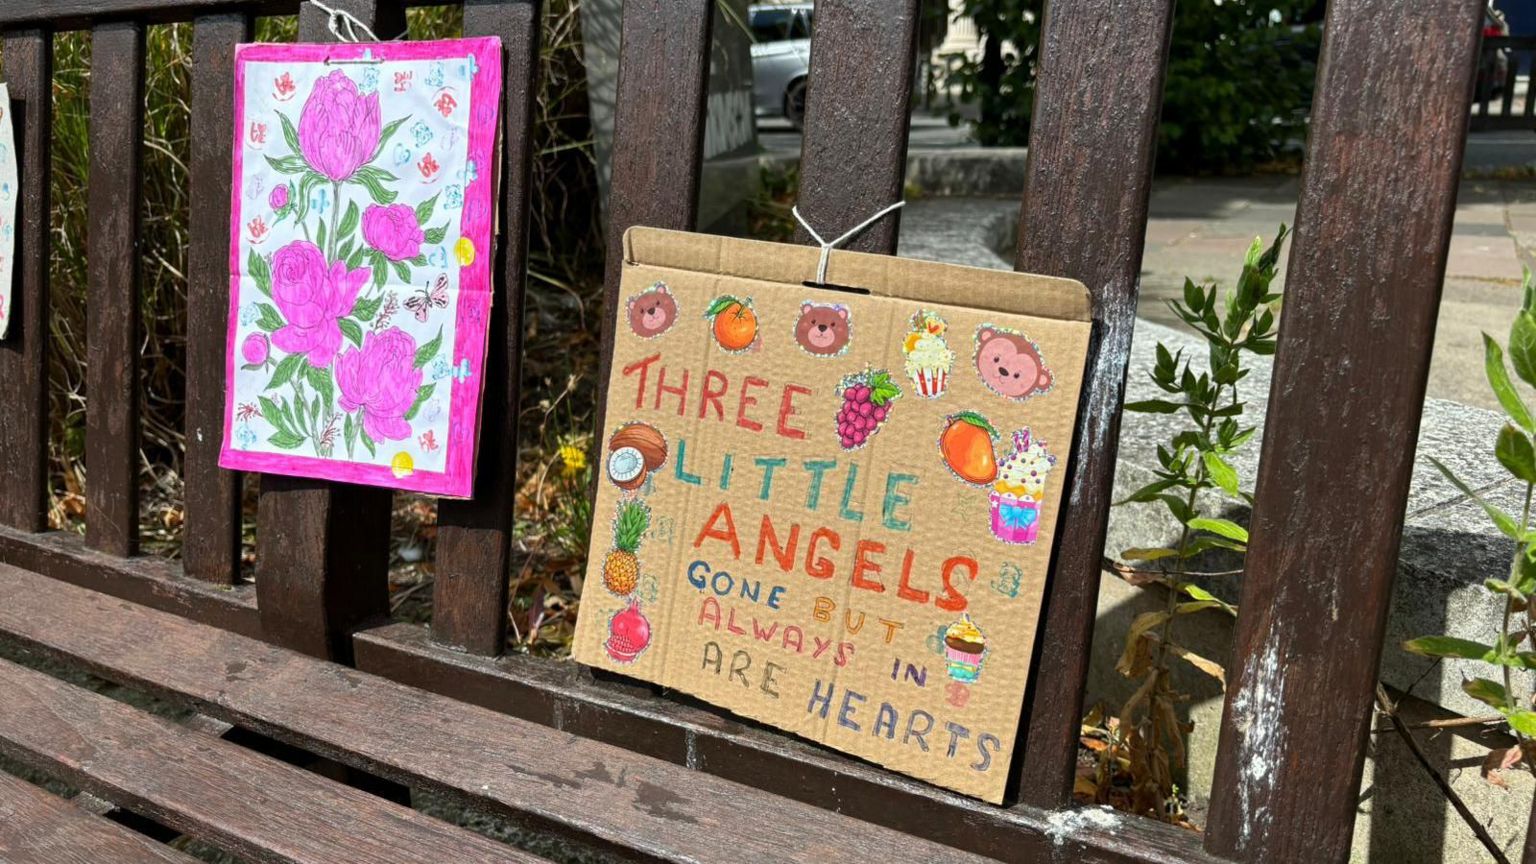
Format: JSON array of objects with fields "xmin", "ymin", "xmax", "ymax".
[
  {"xmin": 0, "ymin": 563, "xmax": 988, "ymax": 864},
  {"xmin": 0, "ymin": 773, "xmax": 197, "ymax": 864},
  {"xmin": 0, "ymin": 652, "xmax": 538, "ymax": 864}
]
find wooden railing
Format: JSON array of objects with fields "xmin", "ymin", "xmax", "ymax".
[
  {"xmin": 0, "ymin": 0, "xmax": 1514, "ymax": 861},
  {"xmin": 1472, "ymin": 35, "xmax": 1536, "ymax": 131}
]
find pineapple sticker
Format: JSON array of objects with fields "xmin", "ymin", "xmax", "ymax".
[{"xmin": 603, "ymin": 499, "xmax": 650, "ymax": 596}]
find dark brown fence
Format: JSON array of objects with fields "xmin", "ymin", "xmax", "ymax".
[
  {"xmin": 0, "ymin": 0, "xmax": 1516, "ymax": 862},
  {"xmin": 1473, "ymin": 35, "xmax": 1536, "ymax": 131}
]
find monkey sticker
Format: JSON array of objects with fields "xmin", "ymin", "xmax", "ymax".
[{"xmin": 973, "ymin": 324, "xmax": 1052, "ymax": 402}]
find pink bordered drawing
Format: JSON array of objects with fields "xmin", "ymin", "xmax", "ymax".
[{"xmin": 219, "ymin": 38, "xmax": 503, "ymax": 498}]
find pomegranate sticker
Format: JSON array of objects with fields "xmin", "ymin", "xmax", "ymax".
[{"xmin": 605, "ymin": 600, "xmax": 652, "ymax": 664}]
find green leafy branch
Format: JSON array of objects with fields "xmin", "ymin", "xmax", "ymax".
[
  {"xmin": 1405, "ymin": 268, "xmax": 1536, "ymax": 745},
  {"xmin": 1095, "ymin": 226, "xmax": 1287, "ymax": 822}
]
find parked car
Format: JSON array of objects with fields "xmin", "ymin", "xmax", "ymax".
[
  {"xmin": 1479, "ymin": 3, "xmax": 1511, "ymax": 103},
  {"xmin": 749, "ymin": 3, "xmax": 812, "ymax": 129}
]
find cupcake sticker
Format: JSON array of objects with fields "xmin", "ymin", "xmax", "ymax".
[
  {"xmin": 989, "ymin": 428, "xmax": 1056, "ymax": 545},
  {"xmin": 944, "ymin": 614, "xmax": 988, "ymax": 682},
  {"xmin": 902, "ymin": 310, "xmax": 954, "ymax": 398}
]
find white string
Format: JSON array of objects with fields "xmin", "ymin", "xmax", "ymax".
[
  {"xmin": 791, "ymin": 201, "xmax": 906, "ymax": 285},
  {"xmin": 307, "ymin": 0, "xmax": 383, "ymax": 43}
]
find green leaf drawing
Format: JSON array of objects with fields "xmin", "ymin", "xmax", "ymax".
[
  {"xmin": 268, "ymin": 430, "xmax": 305, "ymax": 450},
  {"xmin": 344, "ymin": 412, "xmax": 357, "ymax": 459},
  {"xmin": 255, "ymin": 303, "xmax": 284, "ymax": 333},
  {"xmin": 266, "ymin": 352, "xmax": 305, "ymax": 391},
  {"xmin": 338, "ymin": 199, "xmax": 360, "ymax": 242},
  {"xmin": 359, "ymin": 422, "xmax": 377, "ymax": 458},
  {"xmin": 339, "ymin": 317, "xmax": 364, "ymax": 348},
  {"xmin": 351, "ymin": 165, "xmax": 399, "ymax": 205},
  {"xmin": 258, "ymin": 396, "xmax": 289, "ymax": 434},
  {"xmin": 264, "ymin": 154, "xmax": 308, "ymax": 176},
  {"xmin": 347, "ymin": 244, "xmax": 368, "ymax": 270},
  {"xmin": 404, "ymin": 383, "xmax": 435, "ymax": 422},
  {"xmin": 415, "ymin": 192, "xmax": 439, "ymax": 226},
  {"xmin": 316, "ymin": 219, "xmax": 328, "ymax": 258},
  {"xmin": 369, "ymin": 115, "xmax": 411, "ymax": 164},
  {"xmin": 414, "ymin": 326, "xmax": 443, "ymax": 369},
  {"xmin": 350, "ymin": 294, "xmax": 384, "ymax": 322},
  {"xmin": 276, "ymin": 110, "xmax": 302, "ymax": 157},
  {"xmin": 248, "ymin": 250, "xmax": 272, "ymax": 297},
  {"xmin": 295, "ymin": 171, "xmax": 323, "ymax": 225},
  {"xmin": 423, "ymin": 224, "xmax": 448, "ymax": 246},
  {"xmin": 305, "ymin": 364, "xmax": 334, "ymax": 412},
  {"xmin": 391, "ymin": 259, "xmax": 411, "ymax": 283}
]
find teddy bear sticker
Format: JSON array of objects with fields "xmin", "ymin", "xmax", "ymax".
[
  {"xmin": 793, "ymin": 301, "xmax": 851, "ymax": 357},
  {"xmin": 974, "ymin": 324, "xmax": 1052, "ymax": 401},
  {"xmin": 626, "ymin": 281, "xmax": 679, "ymax": 339}
]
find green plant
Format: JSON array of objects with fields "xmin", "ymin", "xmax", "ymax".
[
  {"xmin": 1404, "ymin": 268, "xmax": 1536, "ymax": 756},
  {"xmin": 1090, "ymin": 226, "xmax": 1287, "ymax": 821},
  {"xmin": 945, "ymin": 0, "xmax": 1320, "ymax": 173}
]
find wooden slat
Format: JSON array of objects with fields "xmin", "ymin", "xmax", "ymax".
[
  {"xmin": 792, "ymin": 0, "xmax": 920, "ymax": 255},
  {"xmin": 0, "ymin": 656, "xmax": 536, "ymax": 864},
  {"xmin": 254, "ymin": 0, "xmax": 406, "ymax": 662},
  {"xmin": 84, "ymin": 20, "xmax": 146, "ymax": 558},
  {"xmin": 0, "ymin": 525, "xmax": 262, "ymax": 638},
  {"xmin": 0, "ymin": 30, "xmax": 51, "ymax": 534},
  {"xmin": 431, "ymin": 0, "xmax": 542, "ymax": 656},
  {"xmin": 1204, "ymin": 2, "xmax": 1483, "ymax": 861},
  {"xmin": 353, "ymin": 623, "xmax": 1225, "ymax": 864},
  {"xmin": 183, "ymin": 12, "xmax": 250, "ymax": 585},
  {"xmin": 1009, "ymin": 0, "xmax": 1176, "ymax": 809},
  {"xmin": 0, "ymin": 773, "xmax": 197, "ymax": 864},
  {"xmin": 0, "ymin": 566, "xmax": 998, "ymax": 864}
]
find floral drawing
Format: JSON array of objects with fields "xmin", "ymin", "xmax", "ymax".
[
  {"xmin": 235, "ymin": 57, "xmax": 462, "ymax": 461},
  {"xmin": 224, "ymin": 38, "xmax": 500, "ymax": 497}
]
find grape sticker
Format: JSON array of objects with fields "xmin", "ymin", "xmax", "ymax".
[{"xmin": 834, "ymin": 368, "xmax": 901, "ymax": 450}]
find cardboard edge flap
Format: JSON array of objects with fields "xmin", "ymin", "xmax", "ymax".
[{"xmin": 622, "ymin": 225, "xmax": 1092, "ymax": 324}]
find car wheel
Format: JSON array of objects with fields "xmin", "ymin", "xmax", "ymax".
[{"xmin": 784, "ymin": 78, "xmax": 808, "ymax": 130}]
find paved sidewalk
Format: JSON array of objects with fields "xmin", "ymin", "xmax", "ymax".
[
  {"xmin": 896, "ymin": 176, "xmax": 1535, "ymax": 413},
  {"xmin": 1137, "ymin": 175, "xmax": 1529, "ymax": 412}
]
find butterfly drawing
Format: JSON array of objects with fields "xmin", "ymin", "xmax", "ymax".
[
  {"xmin": 418, "ymin": 429, "xmax": 439, "ymax": 453},
  {"xmin": 404, "ymin": 274, "xmax": 449, "ymax": 322},
  {"xmin": 393, "ymin": 143, "xmax": 412, "ymax": 167}
]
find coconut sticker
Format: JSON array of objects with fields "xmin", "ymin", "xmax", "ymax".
[{"xmin": 573, "ymin": 227, "xmax": 1093, "ymax": 803}]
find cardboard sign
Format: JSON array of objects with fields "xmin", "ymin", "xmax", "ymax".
[
  {"xmin": 573, "ymin": 227, "xmax": 1092, "ymax": 802},
  {"xmin": 0, "ymin": 84, "xmax": 16, "ymax": 339},
  {"xmin": 219, "ymin": 38, "xmax": 502, "ymax": 497}
]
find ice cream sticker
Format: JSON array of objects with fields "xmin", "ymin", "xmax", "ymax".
[{"xmin": 903, "ymin": 310, "xmax": 953, "ymax": 398}]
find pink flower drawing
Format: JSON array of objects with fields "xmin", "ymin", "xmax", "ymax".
[
  {"xmin": 268, "ymin": 183, "xmax": 289, "ymax": 211},
  {"xmin": 336, "ymin": 327, "xmax": 422, "ymax": 442},
  {"xmin": 241, "ymin": 332, "xmax": 270, "ymax": 366},
  {"xmin": 298, "ymin": 69, "xmax": 381, "ymax": 183},
  {"xmin": 362, "ymin": 203, "xmax": 424, "ymax": 261},
  {"xmin": 269, "ymin": 240, "xmax": 370, "ymax": 368}
]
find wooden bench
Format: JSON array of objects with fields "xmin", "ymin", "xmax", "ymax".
[{"xmin": 0, "ymin": 0, "xmax": 1508, "ymax": 862}]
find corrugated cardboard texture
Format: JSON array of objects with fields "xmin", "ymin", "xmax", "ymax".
[{"xmin": 573, "ymin": 227, "xmax": 1092, "ymax": 802}]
